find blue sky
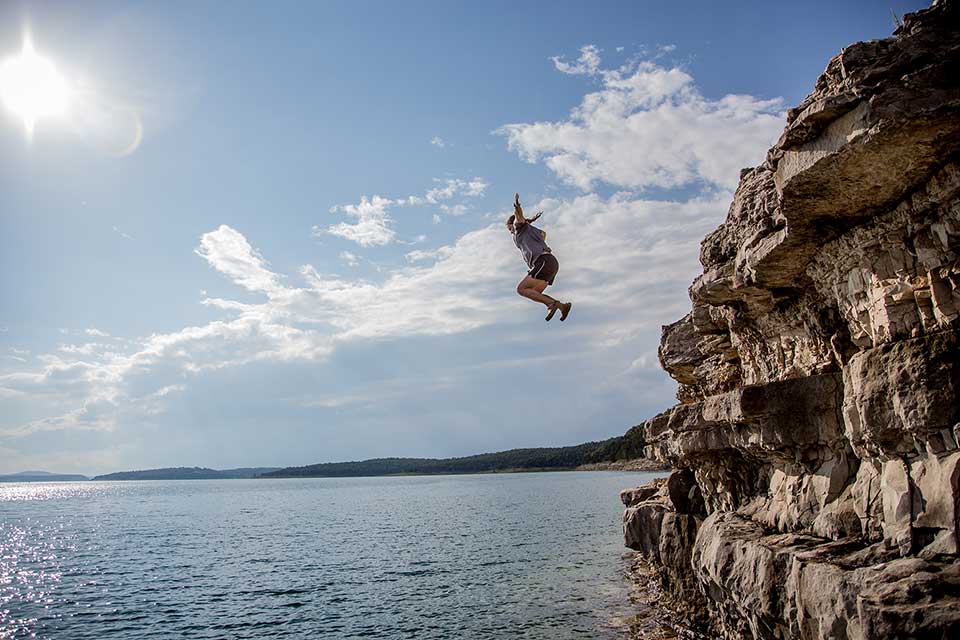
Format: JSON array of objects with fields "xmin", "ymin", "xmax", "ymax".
[{"xmin": 0, "ymin": 0, "xmax": 927, "ymax": 474}]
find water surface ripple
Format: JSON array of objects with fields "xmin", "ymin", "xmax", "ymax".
[{"xmin": 0, "ymin": 471, "xmax": 665, "ymax": 639}]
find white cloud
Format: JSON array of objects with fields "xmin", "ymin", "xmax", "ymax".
[
  {"xmin": 430, "ymin": 136, "xmax": 446, "ymax": 148},
  {"xmin": 153, "ymin": 384, "xmax": 185, "ymax": 397},
  {"xmin": 322, "ymin": 178, "xmax": 489, "ymax": 246},
  {"xmin": 85, "ymin": 328, "xmax": 110, "ymax": 337},
  {"xmin": 59, "ymin": 342, "xmax": 109, "ymax": 356},
  {"xmin": 1, "ymin": 185, "xmax": 725, "ymax": 438},
  {"xmin": 551, "ymin": 45, "xmax": 603, "ymax": 76},
  {"xmin": 340, "ymin": 250, "xmax": 360, "ymax": 267},
  {"xmin": 405, "ymin": 246, "xmax": 454, "ymax": 263},
  {"xmin": 3, "ymin": 50, "xmax": 766, "ymax": 443},
  {"xmin": 499, "ymin": 47, "xmax": 783, "ymax": 191},
  {"xmin": 424, "ymin": 178, "xmax": 488, "ymax": 204},
  {"xmin": 196, "ymin": 225, "xmax": 285, "ymax": 294},
  {"xmin": 440, "ymin": 203, "xmax": 467, "ymax": 216},
  {"xmin": 464, "ymin": 179, "xmax": 488, "ymax": 197},
  {"xmin": 5, "ymin": 348, "xmax": 29, "ymax": 363},
  {"xmin": 322, "ymin": 195, "xmax": 397, "ymax": 248}
]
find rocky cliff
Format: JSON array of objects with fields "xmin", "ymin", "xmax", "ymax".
[{"xmin": 621, "ymin": 1, "xmax": 960, "ymax": 638}]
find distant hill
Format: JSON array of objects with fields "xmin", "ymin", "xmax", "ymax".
[
  {"xmin": 0, "ymin": 471, "xmax": 89, "ymax": 482},
  {"xmin": 93, "ymin": 466, "xmax": 280, "ymax": 481},
  {"xmin": 263, "ymin": 430, "xmax": 661, "ymax": 478}
]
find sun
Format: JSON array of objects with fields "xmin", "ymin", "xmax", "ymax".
[{"xmin": 0, "ymin": 34, "xmax": 70, "ymax": 136}]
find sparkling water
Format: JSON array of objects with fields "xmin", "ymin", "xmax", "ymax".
[{"xmin": 0, "ymin": 471, "xmax": 666, "ymax": 639}]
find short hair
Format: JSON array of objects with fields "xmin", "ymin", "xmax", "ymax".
[{"xmin": 506, "ymin": 214, "xmax": 515, "ymax": 225}]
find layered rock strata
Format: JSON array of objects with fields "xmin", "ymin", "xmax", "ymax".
[{"xmin": 622, "ymin": 2, "xmax": 960, "ymax": 638}]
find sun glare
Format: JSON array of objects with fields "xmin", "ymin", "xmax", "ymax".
[{"xmin": 0, "ymin": 35, "xmax": 70, "ymax": 136}]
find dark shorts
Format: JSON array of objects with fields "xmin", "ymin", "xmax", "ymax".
[{"xmin": 528, "ymin": 253, "xmax": 559, "ymax": 285}]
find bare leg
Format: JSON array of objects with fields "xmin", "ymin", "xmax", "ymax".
[{"xmin": 516, "ymin": 275, "xmax": 557, "ymax": 308}]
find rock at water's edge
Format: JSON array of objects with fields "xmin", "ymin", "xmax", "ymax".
[{"xmin": 622, "ymin": 2, "xmax": 960, "ymax": 638}]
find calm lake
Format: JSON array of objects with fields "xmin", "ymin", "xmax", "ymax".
[{"xmin": 0, "ymin": 471, "xmax": 666, "ymax": 639}]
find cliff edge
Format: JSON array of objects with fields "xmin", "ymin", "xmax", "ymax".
[{"xmin": 621, "ymin": 1, "xmax": 960, "ymax": 638}]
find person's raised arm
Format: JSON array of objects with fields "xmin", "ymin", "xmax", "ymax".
[{"xmin": 514, "ymin": 193, "xmax": 528, "ymax": 224}]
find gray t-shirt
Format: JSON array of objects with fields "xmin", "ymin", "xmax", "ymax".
[{"xmin": 513, "ymin": 223, "xmax": 551, "ymax": 269}]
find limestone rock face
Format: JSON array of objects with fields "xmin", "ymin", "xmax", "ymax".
[{"xmin": 622, "ymin": 2, "xmax": 960, "ymax": 638}]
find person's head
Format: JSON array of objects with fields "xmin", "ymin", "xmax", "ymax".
[{"xmin": 505, "ymin": 214, "xmax": 515, "ymax": 233}]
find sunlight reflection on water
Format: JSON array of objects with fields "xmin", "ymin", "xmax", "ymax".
[{"xmin": 0, "ymin": 472, "xmax": 666, "ymax": 639}]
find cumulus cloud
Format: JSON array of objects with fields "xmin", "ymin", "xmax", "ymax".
[
  {"xmin": 498, "ymin": 46, "xmax": 783, "ymax": 191},
  {"xmin": 430, "ymin": 136, "xmax": 446, "ymax": 147}
]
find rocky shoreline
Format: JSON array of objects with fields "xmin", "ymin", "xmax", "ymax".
[{"xmin": 619, "ymin": 1, "xmax": 960, "ymax": 638}]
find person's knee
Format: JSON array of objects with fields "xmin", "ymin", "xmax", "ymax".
[{"xmin": 516, "ymin": 282, "xmax": 527, "ymax": 296}]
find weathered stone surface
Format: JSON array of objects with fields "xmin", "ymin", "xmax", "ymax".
[
  {"xmin": 658, "ymin": 312, "xmax": 741, "ymax": 403},
  {"xmin": 683, "ymin": 513, "xmax": 960, "ymax": 639},
  {"xmin": 842, "ymin": 329, "xmax": 960, "ymax": 457},
  {"xmin": 620, "ymin": 479, "xmax": 664, "ymax": 507},
  {"xmin": 621, "ymin": 2, "xmax": 960, "ymax": 637}
]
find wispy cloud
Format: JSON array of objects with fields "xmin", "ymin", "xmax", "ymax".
[
  {"xmin": 340, "ymin": 250, "xmax": 360, "ymax": 267},
  {"xmin": 405, "ymin": 246, "xmax": 455, "ymax": 263},
  {"xmin": 1, "ymin": 183, "xmax": 725, "ymax": 437},
  {"xmin": 551, "ymin": 44, "xmax": 603, "ymax": 76},
  {"xmin": 430, "ymin": 136, "xmax": 446, "ymax": 148},
  {"xmin": 321, "ymin": 177, "xmax": 489, "ymax": 246},
  {"xmin": 196, "ymin": 225, "xmax": 285, "ymax": 294}
]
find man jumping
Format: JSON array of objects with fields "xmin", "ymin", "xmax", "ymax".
[{"xmin": 507, "ymin": 193, "xmax": 572, "ymax": 321}]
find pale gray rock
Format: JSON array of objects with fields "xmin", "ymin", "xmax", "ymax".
[
  {"xmin": 622, "ymin": 1, "xmax": 960, "ymax": 637},
  {"xmin": 620, "ymin": 479, "xmax": 664, "ymax": 507}
]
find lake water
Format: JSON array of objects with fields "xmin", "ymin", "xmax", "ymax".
[{"xmin": 0, "ymin": 471, "xmax": 665, "ymax": 639}]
